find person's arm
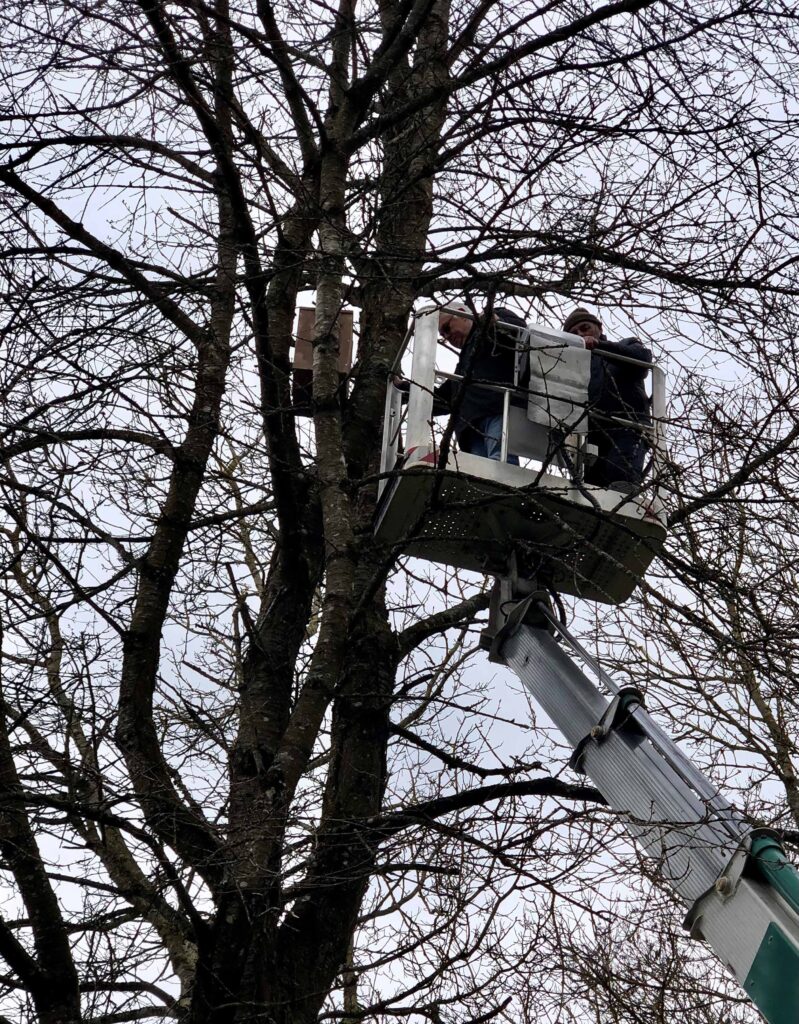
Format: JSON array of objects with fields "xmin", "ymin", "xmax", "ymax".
[{"xmin": 592, "ymin": 336, "xmax": 652, "ymax": 378}]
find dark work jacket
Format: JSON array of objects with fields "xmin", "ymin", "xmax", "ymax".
[
  {"xmin": 434, "ymin": 307, "xmax": 527, "ymax": 438},
  {"xmin": 588, "ymin": 335, "xmax": 652, "ymax": 424}
]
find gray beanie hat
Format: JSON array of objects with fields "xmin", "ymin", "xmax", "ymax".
[{"xmin": 562, "ymin": 308, "xmax": 602, "ymax": 333}]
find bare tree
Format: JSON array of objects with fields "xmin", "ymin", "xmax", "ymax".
[{"xmin": 2, "ymin": 0, "xmax": 799, "ymax": 1022}]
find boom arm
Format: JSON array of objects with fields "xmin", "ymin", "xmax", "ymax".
[{"xmin": 485, "ymin": 590, "xmax": 799, "ymax": 1024}]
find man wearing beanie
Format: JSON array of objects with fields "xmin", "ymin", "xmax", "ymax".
[{"xmin": 561, "ymin": 308, "xmax": 652, "ymax": 488}]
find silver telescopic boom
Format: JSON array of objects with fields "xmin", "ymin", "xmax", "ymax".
[{"xmin": 486, "ymin": 591, "xmax": 799, "ymax": 1024}]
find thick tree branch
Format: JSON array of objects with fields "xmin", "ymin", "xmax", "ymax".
[
  {"xmin": 397, "ymin": 590, "xmax": 490, "ymax": 657},
  {"xmin": 370, "ymin": 778, "xmax": 607, "ymax": 836}
]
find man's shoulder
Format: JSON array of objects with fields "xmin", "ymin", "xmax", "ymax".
[
  {"xmin": 494, "ymin": 307, "xmax": 527, "ymax": 329},
  {"xmin": 603, "ymin": 335, "xmax": 652, "ymax": 359}
]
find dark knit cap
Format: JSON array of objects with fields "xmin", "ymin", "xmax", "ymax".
[{"xmin": 562, "ymin": 308, "xmax": 602, "ymax": 333}]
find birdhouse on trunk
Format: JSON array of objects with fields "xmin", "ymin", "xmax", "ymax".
[{"xmin": 292, "ymin": 306, "xmax": 354, "ymax": 415}]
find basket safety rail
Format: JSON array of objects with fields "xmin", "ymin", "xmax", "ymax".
[{"xmin": 382, "ymin": 305, "xmax": 666, "ymax": 493}]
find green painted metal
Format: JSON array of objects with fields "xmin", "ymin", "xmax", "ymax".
[
  {"xmin": 750, "ymin": 834, "xmax": 799, "ymax": 919},
  {"xmin": 744, "ymin": 923, "xmax": 799, "ymax": 1024}
]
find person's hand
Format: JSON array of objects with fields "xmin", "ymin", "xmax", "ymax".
[{"xmin": 583, "ymin": 336, "xmax": 597, "ymax": 350}]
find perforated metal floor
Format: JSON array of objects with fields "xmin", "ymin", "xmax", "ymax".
[{"xmin": 374, "ymin": 448, "xmax": 667, "ymax": 603}]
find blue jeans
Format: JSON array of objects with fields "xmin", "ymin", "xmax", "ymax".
[{"xmin": 460, "ymin": 415, "xmax": 520, "ymax": 465}]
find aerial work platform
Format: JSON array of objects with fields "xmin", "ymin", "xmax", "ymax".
[
  {"xmin": 374, "ymin": 303, "xmax": 799, "ymax": 1022},
  {"xmin": 374, "ymin": 306, "xmax": 667, "ymax": 603}
]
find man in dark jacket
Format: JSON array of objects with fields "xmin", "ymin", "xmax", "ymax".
[
  {"xmin": 436, "ymin": 306, "xmax": 528, "ymax": 464},
  {"xmin": 561, "ymin": 308, "xmax": 652, "ymax": 488}
]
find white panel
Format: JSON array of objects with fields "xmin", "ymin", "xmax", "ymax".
[
  {"xmin": 506, "ymin": 405, "xmax": 550, "ymax": 460},
  {"xmin": 525, "ymin": 326, "xmax": 592, "ymax": 434}
]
